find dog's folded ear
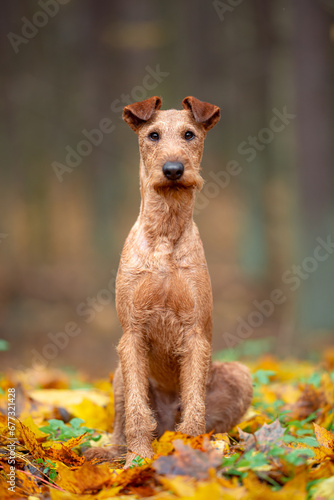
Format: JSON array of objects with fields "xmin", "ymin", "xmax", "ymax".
[
  {"xmin": 123, "ymin": 96, "xmax": 162, "ymax": 132},
  {"xmin": 182, "ymin": 96, "xmax": 220, "ymax": 131}
]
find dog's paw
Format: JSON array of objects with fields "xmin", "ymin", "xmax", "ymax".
[
  {"xmin": 124, "ymin": 449, "xmax": 154, "ymax": 469},
  {"xmin": 84, "ymin": 445, "xmax": 126, "ymax": 463},
  {"xmin": 176, "ymin": 422, "xmax": 206, "ymax": 436}
]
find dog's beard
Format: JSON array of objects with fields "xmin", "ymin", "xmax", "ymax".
[{"xmin": 149, "ymin": 171, "xmax": 203, "ymax": 193}]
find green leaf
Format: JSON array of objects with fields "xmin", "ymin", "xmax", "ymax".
[
  {"xmin": 283, "ymin": 434, "xmax": 318, "ymax": 447},
  {"xmin": 238, "ymin": 451, "xmax": 269, "ymax": 470},
  {"xmin": 40, "ymin": 417, "xmax": 99, "ymax": 445},
  {"xmin": 130, "ymin": 455, "xmax": 146, "ymax": 468},
  {"xmin": 303, "ymin": 371, "xmax": 322, "ymax": 387},
  {"xmin": 49, "ymin": 468, "xmax": 57, "ymax": 481},
  {"xmin": 252, "ymin": 369, "xmax": 277, "ymax": 385},
  {"xmin": 69, "ymin": 418, "xmax": 84, "ymax": 429},
  {"xmin": 284, "ymin": 448, "xmax": 315, "ymax": 465},
  {"xmin": 90, "ymin": 435, "xmax": 102, "ymax": 442},
  {"xmin": 221, "ymin": 453, "xmax": 240, "ymax": 468},
  {"xmin": 213, "ymin": 338, "xmax": 274, "ymax": 361}
]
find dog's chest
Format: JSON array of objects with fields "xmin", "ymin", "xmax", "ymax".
[
  {"xmin": 116, "ymin": 226, "xmax": 212, "ymax": 335},
  {"xmin": 135, "ymin": 267, "xmax": 196, "ymax": 319},
  {"xmin": 144, "ymin": 237, "xmax": 180, "ymax": 271}
]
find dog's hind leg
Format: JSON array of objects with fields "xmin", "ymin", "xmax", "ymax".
[
  {"xmin": 205, "ymin": 361, "xmax": 253, "ymax": 433},
  {"xmin": 148, "ymin": 385, "xmax": 181, "ymax": 438}
]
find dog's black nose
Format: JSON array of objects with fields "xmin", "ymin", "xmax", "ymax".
[{"xmin": 162, "ymin": 162, "xmax": 184, "ymax": 180}]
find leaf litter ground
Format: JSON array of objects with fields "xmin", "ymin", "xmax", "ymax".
[{"xmin": 1, "ymin": 343, "xmax": 334, "ymax": 499}]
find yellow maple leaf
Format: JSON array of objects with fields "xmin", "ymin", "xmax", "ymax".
[
  {"xmin": 159, "ymin": 475, "xmax": 196, "ymax": 496},
  {"xmin": 21, "ymin": 415, "xmax": 48, "ymax": 441},
  {"xmin": 29, "ymin": 389, "xmax": 110, "ymax": 408},
  {"xmin": 178, "ymin": 481, "xmax": 223, "ymax": 500},
  {"xmin": 69, "ymin": 398, "xmax": 110, "ymax": 432},
  {"xmin": 211, "ymin": 439, "xmax": 229, "ymax": 455},
  {"xmin": 236, "ymin": 413, "xmax": 269, "ymax": 434},
  {"xmin": 152, "ymin": 437, "xmax": 174, "ymax": 457}
]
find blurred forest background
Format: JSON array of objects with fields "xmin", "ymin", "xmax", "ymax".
[{"xmin": 0, "ymin": 0, "xmax": 333, "ymax": 376}]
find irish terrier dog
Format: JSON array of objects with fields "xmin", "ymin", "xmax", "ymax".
[{"xmin": 86, "ymin": 96, "xmax": 253, "ymax": 468}]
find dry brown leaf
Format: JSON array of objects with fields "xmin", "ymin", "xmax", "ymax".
[
  {"xmin": 153, "ymin": 439, "xmax": 221, "ymax": 479},
  {"xmin": 238, "ymin": 419, "xmax": 285, "ymax": 452}
]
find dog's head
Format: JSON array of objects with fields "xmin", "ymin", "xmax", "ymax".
[{"xmin": 123, "ymin": 96, "xmax": 220, "ymax": 194}]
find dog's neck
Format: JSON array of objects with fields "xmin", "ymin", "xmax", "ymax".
[{"xmin": 139, "ymin": 183, "xmax": 196, "ymax": 245}]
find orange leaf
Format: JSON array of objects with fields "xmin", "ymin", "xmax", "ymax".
[
  {"xmin": 55, "ymin": 461, "xmax": 114, "ymax": 494},
  {"xmin": 312, "ymin": 423, "xmax": 334, "ymax": 461},
  {"xmin": 2, "ymin": 462, "xmax": 40, "ymax": 497},
  {"xmin": 60, "ymin": 433, "xmax": 89, "ymax": 450},
  {"xmin": 16, "ymin": 419, "xmax": 45, "ymax": 458},
  {"xmin": 313, "ymin": 423, "xmax": 334, "ymax": 450},
  {"xmin": 45, "ymin": 442, "xmax": 85, "ymax": 467},
  {"xmin": 155, "ymin": 430, "xmax": 213, "ymax": 451},
  {"xmin": 243, "ymin": 471, "xmax": 307, "ymax": 499}
]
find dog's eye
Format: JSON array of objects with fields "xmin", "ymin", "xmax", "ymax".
[
  {"xmin": 184, "ymin": 131, "xmax": 195, "ymax": 141},
  {"xmin": 149, "ymin": 132, "xmax": 159, "ymax": 141}
]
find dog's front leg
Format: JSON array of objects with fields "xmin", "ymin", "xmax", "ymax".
[
  {"xmin": 117, "ymin": 331, "xmax": 156, "ymax": 467},
  {"xmin": 176, "ymin": 331, "xmax": 211, "ymax": 436}
]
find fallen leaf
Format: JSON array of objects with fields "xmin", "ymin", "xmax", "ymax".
[
  {"xmin": 313, "ymin": 423, "xmax": 334, "ymax": 461},
  {"xmin": 235, "ymin": 412, "xmax": 269, "ymax": 434},
  {"xmin": 29, "ymin": 389, "xmax": 109, "ymax": 408},
  {"xmin": 243, "ymin": 471, "xmax": 307, "ymax": 499},
  {"xmin": 55, "ymin": 461, "xmax": 114, "ymax": 494},
  {"xmin": 288, "ymin": 384, "xmax": 324, "ymax": 420},
  {"xmin": 180, "ymin": 481, "xmax": 223, "ymax": 500},
  {"xmin": 313, "ymin": 423, "xmax": 334, "ymax": 450},
  {"xmin": 69, "ymin": 398, "xmax": 110, "ymax": 432},
  {"xmin": 16, "ymin": 419, "xmax": 46, "ymax": 458},
  {"xmin": 21, "ymin": 416, "xmax": 48, "ymax": 441},
  {"xmin": 2, "ymin": 462, "xmax": 41, "ymax": 497},
  {"xmin": 157, "ymin": 430, "xmax": 214, "ymax": 449},
  {"xmin": 238, "ymin": 419, "xmax": 285, "ymax": 452},
  {"xmin": 153, "ymin": 439, "xmax": 221, "ymax": 479},
  {"xmin": 45, "ymin": 441, "xmax": 85, "ymax": 467},
  {"xmin": 210, "ymin": 438, "xmax": 229, "ymax": 455},
  {"xmin": 159, "ymin": 475, "xmax": 196, "ymax": 496},
  {"xmin": 312, "ymin": 475, "xmax": 334, "ymax": 499}
]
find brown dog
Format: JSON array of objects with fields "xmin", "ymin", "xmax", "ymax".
[{"xmin": 86, "ymin": 96, "xmax": 253, "ymax": 468}]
